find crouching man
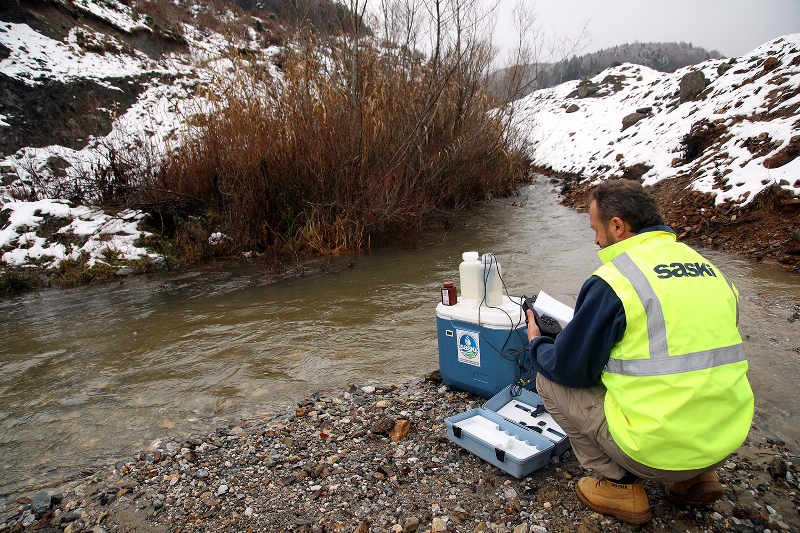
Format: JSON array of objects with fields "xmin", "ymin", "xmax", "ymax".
[{"xmin": 526, "ymin": 179, "xmax": 754, "ymax": 524}]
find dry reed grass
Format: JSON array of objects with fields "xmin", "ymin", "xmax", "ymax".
[{"xmin": 151, "ymin": 35, "xmax": 532, "ymax": 259}]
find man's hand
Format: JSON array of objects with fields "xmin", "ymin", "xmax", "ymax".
[{"xmin": 526, "ymin": 309, "xmax": 541, "ymax": 342}]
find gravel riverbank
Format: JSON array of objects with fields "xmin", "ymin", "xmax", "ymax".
[{"xmin": 2, "ymin": 373, "xmax": 799, "ymax": 533}]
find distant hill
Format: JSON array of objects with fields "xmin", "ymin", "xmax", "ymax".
[{"xmin": 491, "ymin": 41, "xmax": 724, "ymax": 101}]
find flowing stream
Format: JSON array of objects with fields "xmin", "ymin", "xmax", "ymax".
[{"xmin": 1, "ymin": 180, "xmax": 799, "ymax": 503}]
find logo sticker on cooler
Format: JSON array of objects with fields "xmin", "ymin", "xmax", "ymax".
[{"xmin": 456, "ymin": 329, "xmax": 481, "ymax": 367}]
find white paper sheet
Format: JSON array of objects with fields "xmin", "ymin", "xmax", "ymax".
[{"xmin": 533, "ymin": 290, "xmax": 574, "ymax": 324}]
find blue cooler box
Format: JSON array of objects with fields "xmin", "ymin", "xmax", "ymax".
[{"xmin": 436, "ymin": 296, "xmax": 530, "ymax": 398}]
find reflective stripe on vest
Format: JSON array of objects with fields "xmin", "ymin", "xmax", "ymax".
[{"xmin": 606, "ymin": 253, "xmax": 746, "ymax": 376}]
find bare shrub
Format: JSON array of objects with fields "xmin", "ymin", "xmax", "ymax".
[
  {"xmin": 0, "ymin": 267, "xmax": 45, "ymax": 294},
  {"xmin": 681, "ymin": 119, "xmax": 726, "ymax": 163},
  {"xmin": 154, "ymin": 27, "xmax": 532, "ymax": 258}
]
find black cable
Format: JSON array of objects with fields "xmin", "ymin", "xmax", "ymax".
[
  {"xmin": 473, "ymin": 254, "xmax": 536, "ymax": 397},
  {"xmin": 476, "ymin": 254, "xmax": 516, "ymax": 357}
]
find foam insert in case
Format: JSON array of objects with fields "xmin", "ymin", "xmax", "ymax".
[
  {"xmin": 482, "ymin": 385, "xmax": 571, "ymax": 456},
  {"xmin": 445, "ymin": 408, "xmax": 554, "ymax": 478},
  {"xmin": 445, "ymin": 385, "xmax": 571, "ymax": 477}
]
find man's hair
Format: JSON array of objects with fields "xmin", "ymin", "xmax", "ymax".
[{"xmin": 589, "ymin": 179, "xmax": 664, "ymax": 232}]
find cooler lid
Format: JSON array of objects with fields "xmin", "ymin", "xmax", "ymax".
[{"xmin": 436, "ymin": 295, "xmax": 526, "ymax": 329}]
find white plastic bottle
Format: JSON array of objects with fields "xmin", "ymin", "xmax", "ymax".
[
  {"xmin": 480, "ymin": 253, "xmax": 503, "ymax": 307},
  {"xmin": 459, "ymin": 251, "xmax": 481, "ymax": 301}
]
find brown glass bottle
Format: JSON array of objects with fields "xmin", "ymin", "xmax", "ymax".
[{"xmin": 441, "ymin": 281, "xmax": 457, "ymax": 305}]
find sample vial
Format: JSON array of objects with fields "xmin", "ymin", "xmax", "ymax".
[{"xmin": 441, "ymin": 281, "xmax": 457, "ymax": 306}]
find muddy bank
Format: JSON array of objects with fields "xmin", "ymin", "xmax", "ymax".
[
  {"xmin": 2, "ymin": 373, "xmax": 798, "ymax": 533},
  {"xmin": 535, "ymin": 169, "xmax": 800, "ymax": 272}
]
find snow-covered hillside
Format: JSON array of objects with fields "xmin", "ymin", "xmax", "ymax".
[
  {"xmin": 0, "ymin": 0, "xmax": 283, "ymax": 277},
  {"xmin": 516, "ymin": 34, "xmax": 800, "ymax": 207}
]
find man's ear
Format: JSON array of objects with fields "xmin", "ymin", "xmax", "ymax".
[
  {"xmin": 610, "ymin": 216, "xmax": 636, "ymax": 239},
  {"xmin": 609, "ymin": 216, "xmax": 627, "ymax": 239}
]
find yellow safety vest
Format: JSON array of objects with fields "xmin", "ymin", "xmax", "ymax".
[{"xmin": 594, "ymin": 231, "xmax": 754, "ymax": 471}]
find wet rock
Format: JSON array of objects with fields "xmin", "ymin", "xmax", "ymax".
[
  {"xmin": 389, "ymin": 419, "xmax": 411, "ymax": 442},
  {"xmin": 31, "ymin": 491, "xmax": 51, "ymax": 516},
  {"xmin": 431, "ymin": 516, "xmax": 448, "ymax": 532},
  {"xmin": 403, "ymin": 516, "xmax": 420, "ymax": 532},
  {"xmin": 371, "ymin": 418, "xmax": 395, "ymax": 435},
  {"xmin": 59, "ymin": 511, "xmax": 82, "ymax": 524},
  {"xmin": 769, "ymin": 457, "xmax": 788, "ymax": 480}
]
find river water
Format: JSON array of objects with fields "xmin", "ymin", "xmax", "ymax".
[{"xmin": 1, "ymin": 180, "xmax": 799, "ymax": 502}]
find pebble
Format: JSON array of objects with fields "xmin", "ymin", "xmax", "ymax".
[
  {"xmin": 403, "ymin": 516, "xmax": 420, "ymax": 532},
  {"xmin": 30, "ymin": 491, "xmax": 51, "ymax": 516},
  {"xmin": 431, "ymin": 516, "xmax": 448, "ymax": 532},
  {"xmin": 3, "ymin": 375, "xmax": 798, "ymax": 533},
  {"xmin": 21, "ymin": 511, "xmax": 35, "ymax": 527}
]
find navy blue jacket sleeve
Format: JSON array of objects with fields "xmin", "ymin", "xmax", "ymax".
[{"xmin": 529, "ymin": 276, "xmax": 626, "ymax": 388}]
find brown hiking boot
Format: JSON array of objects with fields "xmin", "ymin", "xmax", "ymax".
[
  {"xmin": 665, "ymin": 471, "xmax": 724, "ymax": 505},
  {"xmin": 576, "ymin": 477, "xmax": 652, "ymax": 524}
]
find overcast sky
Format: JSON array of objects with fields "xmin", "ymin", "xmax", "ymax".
[{"xmin": 494, "ymin": 0, "xmax": 800, "ymax": 62}]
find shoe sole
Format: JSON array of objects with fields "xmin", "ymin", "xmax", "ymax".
[
  {"xmin": 665, "ymin": 482, "xmax": 724, "ymax": 506},
  {"xmin": 576, "ymin": 484, "xmax": 653, "ymax": 525}
]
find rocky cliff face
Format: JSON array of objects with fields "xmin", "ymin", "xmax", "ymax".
[
  {"xmin": 0, "ymin": 0, "xmax": 189, "ymax": 158},
  {"xmin": 0, "ymin": 0, "xmax": 283, "ymax": 184},
  {"xmin": 516, "ymin": 34, "xmax": 800, "ymax": 270},
  {"xmin": 0, "ymin": 0, "xmax": 282, "ymax": 283}
]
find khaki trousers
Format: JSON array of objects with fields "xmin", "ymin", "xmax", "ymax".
[{"xmin": 535, "ymin": 373, "xmax": 725, "ymax": 483}]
